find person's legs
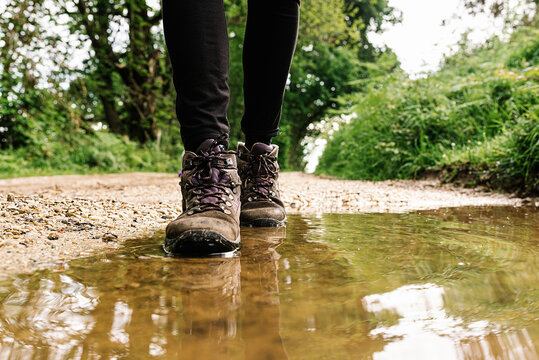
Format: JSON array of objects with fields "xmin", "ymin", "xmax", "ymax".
[
  {"xmin": 162, "ymin": 0, "xmax": 231, "ymax": 151},
  {"xmin": 236, "ymin": 0, "xmax": 299, "ymax": 227},
  {"xmin": 162, "ymin": 0, "xmax": 301, "ymax": 247},
  {"xmin": 241, "ymin": 0, "xmax": 300, "ymax": 149},
  {"xmin": 162, "ymin": 0, "xmax": 240, "ymax": 254}
]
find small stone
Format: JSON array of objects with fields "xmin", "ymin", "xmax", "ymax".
[
  {"xmin": 102, "ymin": 233, "xmax": 118, "ymax": 242},
  {"xmin": 7, "ymin": 193, "xmax": 15, "ymax": 202},
  {"xmin": 48, "ymin": 233, "xmax": 59, "ymax": 240}
]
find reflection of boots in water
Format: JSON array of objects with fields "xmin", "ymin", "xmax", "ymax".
[
  {"xmin": 172, "ymin": 257, "xmax": 242, "ymax": 359},
  {"xmin": 241, "ymin": 227, "xmax": 289, "ymax": 359}
]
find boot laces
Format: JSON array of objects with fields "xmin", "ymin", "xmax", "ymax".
[
  {"xmin": 184, "ymin": 148, "xmax": 236, "ymax": 215},
  {"xmin": 244, "ymin": 153, "xmax": 277, "ymax": 201}
]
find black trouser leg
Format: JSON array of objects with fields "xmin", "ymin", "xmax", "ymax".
[
  {"xmin": 242, "ymin": 0, "xmax": 300, "ymax": 147},
  {"xmin": 162, "ymin": 0, "xmax": 300, "ymax": 151},
  {"xmin": 162, "ymin": 0, "xmax": 231, "ymax": 151}
]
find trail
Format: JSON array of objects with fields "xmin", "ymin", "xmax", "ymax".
[{"xmin": 0, "ymin": 172, "xmax": 529, "ymax": 275}]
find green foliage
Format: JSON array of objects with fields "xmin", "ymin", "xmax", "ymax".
[
  {"xmin": 300, "ymin": 0, "xmax": 360, "ymax": 46},
  {"xmin": 0, "ymin": 0, "xmax": 62, "ymax": 149},
  {"xmin": 343, "ymin": 0, "xmax": 400, "ymax": 58},
  {"xmin": 277, "ymin": 42, "xmax": 366, "ymax": 169},
  {"xmin": 53, "ymin": 0, "xmax": 170, "ymax": 142},
  {"xmin": 1, "ymin": 0, "xmax": 397, "ymax": 177},
  {"xmin": 463, "ymin": 0, "xmax": 538, "ymax": 19},
  {"xmin": 318, "ymin": 27, "xmax": 539, "ymax": 194},
  {"xmin": 225, "ymin": 0, "xmax": 393, "ymax": 169},
  {"xmin": 495, "ymin": 113, "xmax": 538, "ymax": 191},
  {"xmin": 506, "ymin": 36, "xmax": 539, "ymax": 68},
  {"xmin": 0, "ymin": 129, "xmax": 183, "ymax": 178}
]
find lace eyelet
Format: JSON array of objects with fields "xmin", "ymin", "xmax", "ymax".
[
  {"xmin": 224, "ymin": 209, "xmax": 231, "ymax": 215},
  {"xmin": 248, "ymin": 197, "xmax": 252, "ymax": 202},
  {"xmin": 187, "ymin": 210, "xmax": 194, "ymax": 215},
  {"xmin": 226, "ymin": 201, "xmax": 232, "ymax": 207}
]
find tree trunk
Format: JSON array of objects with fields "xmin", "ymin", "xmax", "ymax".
[{"xmin": 100, "ymin": 96, "xmax": 122, "ymax": 134}]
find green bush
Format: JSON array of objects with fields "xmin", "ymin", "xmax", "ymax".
[
  {"xmin": 317, "ymin": 27, "xmax": 539, "ymax": 194},
  {"xmin": 493, "ymin": 112, "xmax": 538, "ymax": 193},
  {"xmin": 506, "ymin": 36, "xmax": 539, "ymax": 68},
  {"xmin": 0, "ymin": 129, "xmax": 183, "ymax": 179}
]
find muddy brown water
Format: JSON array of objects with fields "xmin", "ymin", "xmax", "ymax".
[{"xmin": 0, "ymin": 206, "xmax": 537, "ymax": 359}]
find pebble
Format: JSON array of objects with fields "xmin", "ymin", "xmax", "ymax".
[{"xmin": 102, "ymin": 233, "xmax": 119, "ymax": 242}]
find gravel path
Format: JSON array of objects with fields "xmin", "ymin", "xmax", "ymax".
[{"xmin": 0, "ymin": 172, "xmax": 530, "ymax": 275}]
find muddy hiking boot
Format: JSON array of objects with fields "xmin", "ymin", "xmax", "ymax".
[
  {"xmin": 165, "ymin": 138, "xmax": 242, "ymax": 255},
  {"xmin": 237, "ymin": 142, "xmax": 286, "ymax": 227}
]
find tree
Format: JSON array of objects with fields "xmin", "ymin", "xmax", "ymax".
[
  {"xmin": 1, "ymin": 0, "xmax": 398, "ymax": 171},
  {"xmin": 299, "ymin": 0, "xmax": 360, "ymax": 46},
  {"xmin": 275, "ymin": 0, "xmax": 398, "ymax": 167},
  {"xmin": 278, "ymin": 43, "xmax": 363, "ymax": 168},
  {"xmin": 462, "ymin": 0, "xmax": 538, "ymax": 19},
  {"xmin": 56, "ymin": 0, "xmax": 168, "ymax": 143},
  {"xmin": 0, "ymin": 0, "xmax": 64, "ymax": 149},
  {"xmin": 343, "ymin": 0, "xmax": 400, "ymax": 59}
]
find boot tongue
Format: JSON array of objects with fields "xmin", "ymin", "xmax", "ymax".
[
  {"xmin": 198, "ymin": 167, "xmax": 221, "ymax": 184},
  {"xmin": 196, "ymin": 138, "xmax": 227, "ymax": 155},
  {"xmin": 248, "ymin": 143, "xmax": 275, "ymax": 195},
  {"xmin": 250, "ymin": 143, "xmax": 273, "ymax": 156},
  {"xmin": 191, "ymin": 138, "xmax": 230, "ymax": 206}
]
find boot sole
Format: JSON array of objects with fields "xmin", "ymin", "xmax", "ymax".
[
  {"xmin": 163, "ymin": 230, "xmax": 241, "ymax": 256},
  {"xmin": 240, "ymin": 218, "xmax": 286, "ymax": 228}
]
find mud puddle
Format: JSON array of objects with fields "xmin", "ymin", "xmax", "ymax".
[{"xmin": 0, "ymin": 206, "xmax": 537, "ymax": 359}]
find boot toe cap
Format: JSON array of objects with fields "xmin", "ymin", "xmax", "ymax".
[
  {"xmin": 166, "ymin": 212, "xmax": 239, "ymax": 242},
  {"xmin": 240, "ymin": 203, "xmax": 286, "ymax": 226}
]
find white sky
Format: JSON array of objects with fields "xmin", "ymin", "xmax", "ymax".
[{"xmin": 368, "ymin": 0, "xmax": 534, "ymax": 76}]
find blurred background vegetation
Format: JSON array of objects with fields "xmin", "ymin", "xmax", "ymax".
[{"xmin": 0, "ymin": 0, "xmax": 537, "ymax": 195}]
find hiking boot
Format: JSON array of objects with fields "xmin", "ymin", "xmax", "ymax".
[
  {"xmin": 237, "ymin": 142, "xmax": 286, "ymax": 227},
  {"xmin": 164, "ymin": 139, "xmax": 242, "ymax": 255}
]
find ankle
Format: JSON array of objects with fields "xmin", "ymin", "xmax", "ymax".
[{"xmin": 245, "ymin": 136, "xmax": 271, "ymax": 150}]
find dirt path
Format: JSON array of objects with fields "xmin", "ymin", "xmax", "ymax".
[{"xmin": 0, "ymin": 172, "xmax": 531, "ymax": 275}]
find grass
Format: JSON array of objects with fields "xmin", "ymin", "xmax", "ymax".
[{"xmin": 317, "ymin": 27, "xmax": 539, "ymax": 195}]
